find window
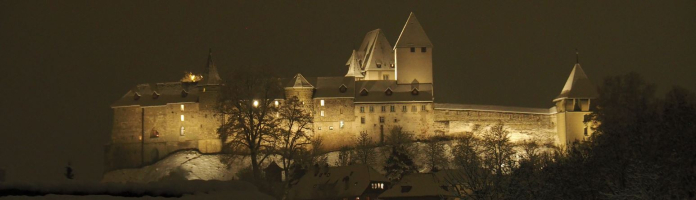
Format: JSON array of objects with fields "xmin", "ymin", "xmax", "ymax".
[
  {"xmin": 402, "ymin": 106, "xmax": 407, "ymax": 112},
  {"xmin": 412, "ymin": 106, "xmax": 416, "ymax": 112},
  {"xmin": 379, "ymin": 117, "xmax": 385, "ymax": 123},
  {"xmin": 320, "ymin": 100, "xmax": 325, "ymax": 106},
  {"xmin": 318, "ymin": 126, "xmax": 322, "ymax": 130},
  {"xmin": 421, "ymin": 47, "xmax": 427, "ymax": 52},
  {"xmin": 390, "ymin": 105, "xmax": 395, "ymax": 112},
  {"xmin": 383, "ymin": 75, "xmax": 389, "ymax": 80},
  {"xmin": 180, "ymin": 126, "xmax": 185, "ymax": 136},
  {"xmin": 340, "ymin": 121, "xmax": 344, "ymax": 128},
  {"xmin": 275, "ymin": 100, "xmax": 279, "ymax": 106},
  {"xmin": 329, "ymin": 126, "xmax": 334, "ymax": 130},
  {"xmin": 320, "ymin": 111, "xmax": 325, "ymax": 117},
  {"xmin": 369, "ymin": 106, "xmax": 374, "ymax": 112},
  {"xmin": 340, "ymin": 109, "xmax": 343, "ymax": 114},
  {"xmin": 381, "ymin": 106, "xmax": 386, "ymax": 112},
  {"xmin": 339, "ymin": 85, "xmax": 348, "ymax": 93},
  {"xmin": 421, "ymin": 105, "xmax": 426, "ymax": 111},
  {"xmin": 410, "ymin": 47, "xmax": 415, "ymax": 52},
  {"xmin": 360, "ymin": 106, "xmax": 365, "ymax": 113},
  {"xmin": 181, "ymin": 115, "xmax": 185, "ymax": 121},
  {"xmin": 180, "ymin": 104, "xmax": 185, "ymax": 111},
  {"xmin": 385, "ymin": 88, "xmax": 393, "ymax": 95},
  {"xmin": 394, "ymin": 118, "xmax": 398, "ymax": 122},
  {"xmin": 377, "ymin": 63, "xmax": 382, "ymax": 68},
  {"xmin": 390, "ymin": 63, "xmax": 395, "ymax": 68},
  {"xmin": 371, "ymin": 182, "xmax": 385, "ymax": 189},
  {"xmin": 360, "ymin": 89, "xmax": 369, "ymax": 96},
  {"xmin": 361, "ymin": 117, "xmax": 365, "ymax": 124}
]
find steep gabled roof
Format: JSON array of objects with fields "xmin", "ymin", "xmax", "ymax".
[
  {"xmin": 555, "ymin": 63, "xmax": 598, "ymax": 101},
  {"xmin": 289, "ymin": 165, "xmax": 388, "ymax": 200},
  {"xmin": 198, "ymin": 49, "xmax": 223, "ymax": 86},
  {"xmin": 357, "ymin": 29, "xmax": 394, "ymax": 72},
  {"xmin": 289, "ymin": 73, "xmax": 314, "ymax": 88},
  {"xmin": 395, "ymin": 12, "xmax": 433, "ymax": 48},
  {"xmin": 345, "ymin": 50, "xmax": 364, "ymax": 78}
]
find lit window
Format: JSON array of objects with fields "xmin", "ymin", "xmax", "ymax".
[
  {"xmin": 361, "ymin": 117, "xmax": 365, "ymax": 124},
  {"xmin": 340, "ymin": 121, "xmax": 344, "ymax": 128},
  {"xmin": 180, "ymin": 104, "xmax": 185, "ymax": 111},
  {"xmin": 321, "ymin": 111, "xmax": 325, "ymax": 117},
  {"xmin": 320, "ymin": 100, "xmax": 325, "ymax": 106},
  {"xmin": 253, "ymin": 100, "xmax": 259, "ymax": 107},
  {"xmin": 390, "ymin": 63, "xmax": 395, "ymax": 68},
  {"xmin": 180, "ymin": 126, "xmax": 185, "ymax": 136},
  {"xmin": 275, "ymin": 100, "xmax": 279, "ymax": 106},
  {"xmin": 329, "ymin": 126, "xmax": 334, "ymax": 130},
  {"xmin": 181, "ymin": 115, "xmax": 185, "ymax": 121},
  {"xmin": 318, "ymin": 126, "xmax": 322, "ymax": 130}
]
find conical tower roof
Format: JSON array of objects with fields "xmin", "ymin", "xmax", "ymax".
[
  {"xmin": 395, "ymin": 12, "xmax": 432, "ymax": 48},
  {"xmin": 290, "ymin": 73, "xmax": 313, "ymax": 88},
  {"xmin": 345, "ymin": 50, "xmax": 364, "ymax": 77},
  {"xmin": 555, "ymin": 63, "xmax": 598, "ymax": 101},
  {"xmin": 198, "ymin": 49, "xmax": 223, "ymax": 86}
]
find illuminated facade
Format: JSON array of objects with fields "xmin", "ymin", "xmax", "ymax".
[{"xmin": 106, "ymin": 13, "xmax": 597, "ymax": 171}]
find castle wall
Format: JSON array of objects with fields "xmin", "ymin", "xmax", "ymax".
[
  {"xmin": 557, "ymin": 111, "xmax": 592, "ymax": 145},
  {"xmin": 312, "ymin": 98, "xmax": 356, "ymax": 149},
  {"xmin": 434, "ymin": 109, "xmax": 558, "ymax": 144}
]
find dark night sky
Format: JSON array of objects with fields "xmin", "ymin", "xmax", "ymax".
[{"xmin": 1, "ymin": 1, "xmax": 694, "ymax": 181}]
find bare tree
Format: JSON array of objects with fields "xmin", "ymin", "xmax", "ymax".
[
  {"xmin": 385, "ymin": 126, "xmax": 415, "ymax": 156},
  {"xmin": 275, "ymin": 96, "xmax": 313, "ymax": 181},
  {"xmin": 449, "ymin": 132, "xmax": 489, "ymax": 199},
  {"xmin": 423, "ymin": 137, "xmax": 449, "ymax": 172},
  {"xmin": 354, "ymin": 131, "xmax": 376, "ymax": 165},
  {"xmin": 480, "ymin": 122, "xmax": 516, "ymax": 199},
  {"xmin": 217, "ymin": 68, "xmax": 282, "ymax": 180}
]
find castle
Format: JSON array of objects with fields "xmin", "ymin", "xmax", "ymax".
[{"xmin": 106, "ymin": 13, "xmax": 597, "ymax": 171}]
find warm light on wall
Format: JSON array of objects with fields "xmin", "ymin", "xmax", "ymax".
[{"xmin": 320, "ymin": 99, "xmax": 325, "ymax": 106}]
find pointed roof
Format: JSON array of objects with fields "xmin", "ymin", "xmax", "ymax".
[
  {"xmin": 345, "ymin": 50, "xmax": 364, "ymax": 77},
  {"xmin": 289, "ymin": 73, "xmax": 314, "ymax": 88},
  {"xmin": 198, "ymin": 49, "xmax": 223, "ymax": 86},
  {"xmin": 358, "ymin": 29, "xmax": 394, "ymax": 71},
  {"xmin": 395, "ymin": 12, "xmax": 433, "ymax": 48},
  {"xmin": 555, "ymin": 63, "xmax": 598, "ymax": 101}
]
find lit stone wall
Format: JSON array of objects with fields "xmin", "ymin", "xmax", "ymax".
[
  {"xmin": 312, "ymin": 98, "xmax": 356, "ymax": 149},
  {"xmin": 434, "ymin": 109, "xmax": 558, "ymax": 144},
  {"xmin": 106, "ymin": 102, "xmax": 222, "ymax": 171}
]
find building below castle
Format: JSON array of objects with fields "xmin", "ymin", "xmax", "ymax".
[{"xmin": 106, "ymin": 13, "xmax": 597, "ymax": 171}]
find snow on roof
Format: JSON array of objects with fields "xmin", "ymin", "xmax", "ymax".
[
  {"xmin": 554, "ymin": 63, "xmax": 598, "ymax": 101},
  {"xmin": 354, "ymin": 80, "xmax": 433, "ymax": 102},
  {"xmin": 288, "ymin": 73, "xmax": 314, "ymax": 88},
  {"xmin": 434, "ymin": 103, "xmax": 552, "ymax": 114},
  {"xmin": 395, "ymin": 12, "xmax": 433, "ymax": 48},
  {"xmin": 378, "ymin": 173, "xmax": 452, "ymax": 199},
  {"xmin": 344, "ymin": 50, "xmax": 364, "ymax": 78},
  {"xmin": 358, "ymin": 29, "xmax": 395, "ymax": 72},
  {"xmin": 289, "ymin": 164, "xmax": 388, "ymax": 200},
  {"xmin": 111, "ymin": 82, "xmax": 199, "ymax": 108}
]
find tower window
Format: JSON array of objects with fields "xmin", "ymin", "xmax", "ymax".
[
  {"xmin": 320, "ymin": 100, "xmax": 325, "ymax": 106},
  {"xmin": 361, "ymin": 117, "xmax": 365, "ymax": 124},
  {"xmin": 321, "ymin": 111, "xmax": 325, "ymax": 117},
  {"xmin": 421, "ymin": 47, "xmax": 427, "ymax": 52},
  {"xmin": 410, "ymin": 47, "xmax": 415, "ymax": 52}
]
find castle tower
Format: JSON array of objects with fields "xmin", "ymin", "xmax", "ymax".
[
  {"xmin": 554, "ymin": 59, "xmax": 598, "ymax": 145},
  {"xmin": 394, "ymin": 12, "xmax": 433, "ymax": 85},
  {"xmin": 284, "ymin": 73, "xmax": 315, "ymax": 108},
  {"xmin": 356, "ymin": 29, "xmax": 395, "ymax": 81},
  {"xmin": 197, "ymin": 49, "xmax": 223, "ymax": 111}
]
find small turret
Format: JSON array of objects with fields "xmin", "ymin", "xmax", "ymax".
[
  {"xmin": 198, "ymin": 49, "xmax": 223, "ymax": 111},
  {"xmin": 554, "ymin": 53, "xmax": 598, "ymax": 145},
  {"xmin": 345, "ymin": 50, "xmax": 364, "ymax": 79}
]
